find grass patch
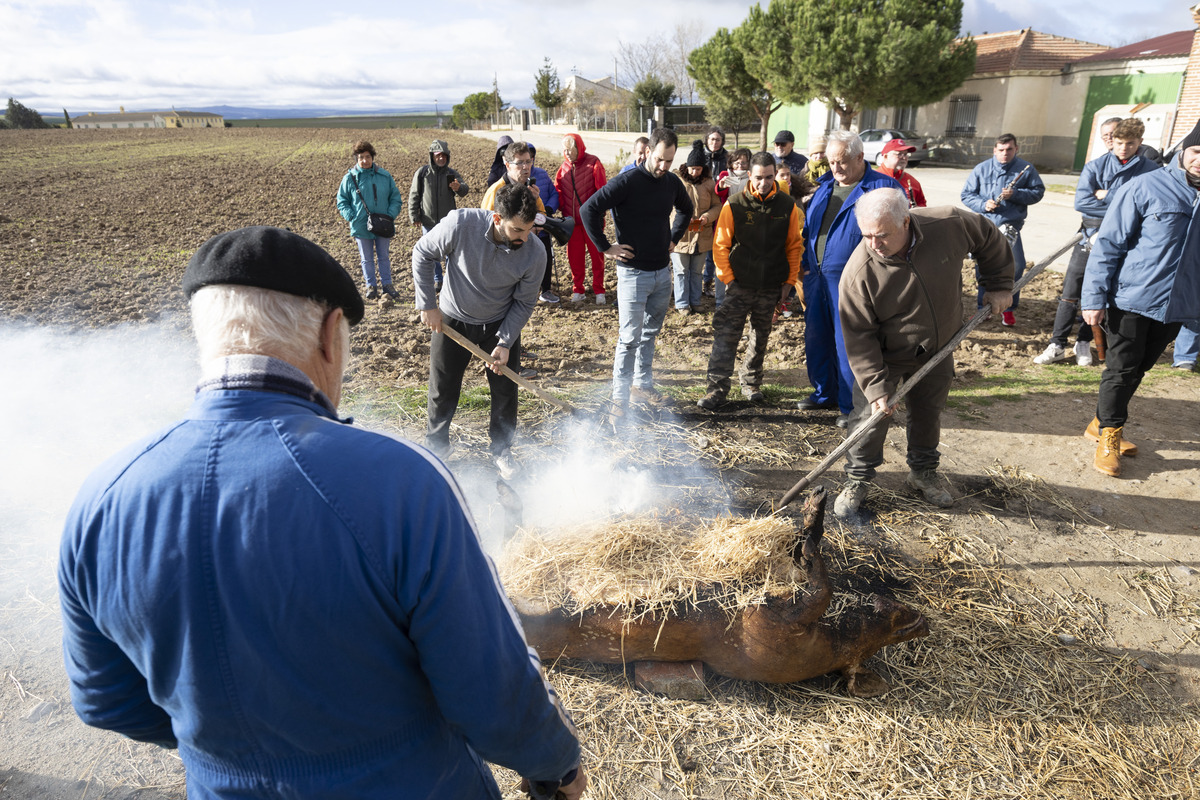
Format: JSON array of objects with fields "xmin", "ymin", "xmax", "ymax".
[{"xmin": 1043, "ymin": 182, "xmax": 1076, "ymax": 195}]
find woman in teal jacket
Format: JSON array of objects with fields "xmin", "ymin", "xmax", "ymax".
[{"xmin": 336, "ymin": 140, "xmax": 403, "ymax": 300}]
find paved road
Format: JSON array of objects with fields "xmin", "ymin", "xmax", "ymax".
[{"xmin": 468, "ymin": 128, "xmax": 1084, "ymax": 274}]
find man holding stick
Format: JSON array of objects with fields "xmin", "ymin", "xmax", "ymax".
[
  {"xmin": 834, "ymin": 190, "xmax": 1013, "ymax": 518},
  {"xmin": 1081, "ymin": 120, "xmax": 1200, "ymax": 477},
  {"xmin": 413, "ymin": 184, "xmax": 543, "ymax": 477}
]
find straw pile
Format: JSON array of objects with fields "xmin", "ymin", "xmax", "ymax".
[{"xmin": 499, "ymin": 514, "xmax": 820, "ymax": 620}]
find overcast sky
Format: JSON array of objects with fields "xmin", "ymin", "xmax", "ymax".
[{"xmin": 0, "ymin": 0, "xmax": 1190, "ymax": 114}]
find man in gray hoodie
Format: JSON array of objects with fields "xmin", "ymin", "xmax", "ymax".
[{"xmin": 410, "ymin": 140, "xmax": 471, "ymax": 288}]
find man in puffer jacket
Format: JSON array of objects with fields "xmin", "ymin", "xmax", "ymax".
[
  {"xmin": 410, "ymin": 140, "xmax": 471, "ymax": 289},
  {"xmin": 1081, "ymin": 119, "xmax": 1200, "ymax": 478},
  {"xmin": 555, "ymin": 133, "xmax": 608, "ymax": 303}
]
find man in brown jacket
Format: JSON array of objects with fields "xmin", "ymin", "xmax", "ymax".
[{"xmin": 834, "ymin": 189, "xmax": 1013, "ymax": 517}]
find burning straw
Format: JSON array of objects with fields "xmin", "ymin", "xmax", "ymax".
[{"xmin": 499, "ymin": 514, "xmax": 820, "ymax": 620}]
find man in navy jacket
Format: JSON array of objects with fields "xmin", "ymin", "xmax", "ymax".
[
  {"xmin": 960, "ymin": 133, "xmax": 1045, "ymax": 326},
  {"xmin": 580, "ymin": 127, "xmax": 692, "ymax": 421},
  {"xmin": 1082, "ymin": 120, "xmax": 1200, "ymax": 478},
  {"xmin": 59, "ymin": 227, "xmax": 587, "ymax": 800}
]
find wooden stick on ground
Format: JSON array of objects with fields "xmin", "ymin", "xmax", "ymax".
[
  {"xmin": 775, "ymin": 232, "xmax": 1084, "ymax": 512},
  {"xmin": 438, "ymin": 324, "xmax": 578, "ymax": 414}
]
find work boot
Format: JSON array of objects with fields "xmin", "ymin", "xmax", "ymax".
[
  {"xmin": 1084, "ymin": 417, "xmax": 1136, "ymax": 456},
  {"xmin": 1093, "ymin": 426, "xmax": 1123, "ymax": 477},
  {"xmin": 742, "ymin": 386, "xmax": 765, "ymax": 403},
  {"xmin": 834, "ymin": 479, "xmax": 870, "ymax": 518},
  {"xmin": 381, "ymin": 284, "xmax": 400, "ymax": 300},
  {"xmin": 696, "ymin": 390, "xmax": 725, "ymax": 411},
  {"xmin": 905, "ymin": 469, "xmax": 954, "ymax": 508},
  {"xmin": 365, "ymin": 286, "xmax": 380, "ymax": 300},
  {"xmin": 631, "ymin": 386, "xmax": 669, "ymax": 407}
]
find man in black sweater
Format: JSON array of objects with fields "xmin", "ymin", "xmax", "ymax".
[{"xmin": 580, "ymin": 127, "xmax": 693, "ymax": 422}]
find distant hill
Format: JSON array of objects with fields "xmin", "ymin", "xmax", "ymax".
[{"xmin": 66, "ymin": 105, "xmax": 440, "ymax": 120}]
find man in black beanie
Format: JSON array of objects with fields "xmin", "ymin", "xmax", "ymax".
[
  {"xmin": 59, "ymin": 226, "xmax": 587, "ymax": 799},
  {"xmin": 1081, "ymin": 119, "xmax": 1200, "ymax": 477}
]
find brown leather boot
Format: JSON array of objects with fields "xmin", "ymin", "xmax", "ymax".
[
  {"xmin": 1085, "ymin": 417, "xmax": 1137, "ymax": 456},
  {"xmin": 1093, "ymin": 426, "xmax": 1123, "ymax": 477}
]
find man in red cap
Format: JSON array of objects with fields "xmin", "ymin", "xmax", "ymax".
[{"xmin": 876, "ymin": 140, "xmax": 926, "ymax": 208}]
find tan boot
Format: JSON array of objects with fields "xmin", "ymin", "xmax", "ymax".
[
  {"xmin": 1084, "ymin": 417, "xmax": 1137, "ymax": 456},
  {"xmin": 1093, "ymin": 426, "xmax": 1123, "ymax": 477}
]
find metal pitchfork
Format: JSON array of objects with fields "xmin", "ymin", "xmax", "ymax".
[{"xmin": 775, "ymin": 232, "xmax": 1084, "ymax": 513}]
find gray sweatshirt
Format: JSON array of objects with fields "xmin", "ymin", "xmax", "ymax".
[{"xmin": 411, "ymin": 209, "xmax": 543, "ymax": 349}]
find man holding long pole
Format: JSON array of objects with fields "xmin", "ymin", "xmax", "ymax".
[{"xmin": 834, "ymin": 190, "xmax": 1013, "ymax": 518}]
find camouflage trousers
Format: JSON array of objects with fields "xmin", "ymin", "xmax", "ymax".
[{"xmin": 705, "ymin": 282, "xmax": 781, "ymax": 397}]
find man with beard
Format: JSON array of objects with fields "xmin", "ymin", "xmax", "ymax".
[
  {"xmin": 413, "ymin": 184, "xmax": 543, "ymax": 477},
  {"xmin": 1082, "ymin": 119, "xmax": 1200, "ymax": 477},
  {"xmin": 580, "ymin": 127, "xmax": 693, "ymax": 422}
]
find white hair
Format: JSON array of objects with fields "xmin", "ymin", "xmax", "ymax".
[
  {"xmin": 856, "ymin": 188, "xmax": 910, "ymax": 230},
  {"xmin": 826, "ymin": 130, "xmax": 863, "ymax": 159},
  {"xmin": 190, "ymin": 285, "xmax": 330, "ymax": 366}
]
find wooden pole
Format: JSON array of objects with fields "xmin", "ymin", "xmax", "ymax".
[{"xmin": 438, "ymin": 324, "xmax": 578, "ymax": 414}]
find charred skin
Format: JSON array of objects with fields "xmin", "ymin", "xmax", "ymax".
[{"xmin": 512, "ymin": 489, "xmax": 929, "ymax": 689}]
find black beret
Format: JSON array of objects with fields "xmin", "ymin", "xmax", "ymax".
[{"xmin": 183, "ymin": 227, "xmax": 364, "ymax": 325}]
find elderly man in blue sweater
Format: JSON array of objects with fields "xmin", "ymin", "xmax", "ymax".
[
  {"xmin": 1082, "ymin": 119, "xmax": 1200, "ymax": 478},
  {"xmin": 580, "ymin": 127, "xmax": 692, "ymax": 423},
  {"xmin": 59, "ymin": 226, "xmax": 587, "ymax": 800}
]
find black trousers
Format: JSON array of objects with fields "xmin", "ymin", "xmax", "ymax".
[
  {"xmin": 1049, "ymin": 239, "xmax": 1094, "ymax": 347},
  {"xmin": 1096, "ymin": 307, "xmax": 1180, "ymax": 429},
  {"xmin": 426, "ymin": 316, "xmax": 521, "ymax": 457},
  {"xmin": 537, "ymin": 231, "xmax": 553, "ymax": 292}
]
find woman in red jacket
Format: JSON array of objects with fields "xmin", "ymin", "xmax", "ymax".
[{"xmin": 555, "ymin": 133, "xmax": 608, "ymax": 303}]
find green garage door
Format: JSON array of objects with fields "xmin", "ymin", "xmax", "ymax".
[{"xmin": 1075, "ymin": 73, "xmax": 1183, "ymax": 169}]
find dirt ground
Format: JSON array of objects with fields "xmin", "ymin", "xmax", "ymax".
[{"xmin": 1, "ymin": 128, "xmax": 1197, "ymax": 799}]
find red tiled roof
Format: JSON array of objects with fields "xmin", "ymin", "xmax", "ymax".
[
  {"xmin": 963, "ymin": 28, "xmax": 1110, "ymax": 74},
  {"xmin": 1073, "ymin": 29, "xmax": 1194, "ymax": 64}
]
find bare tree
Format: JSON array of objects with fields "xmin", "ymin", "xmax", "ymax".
[
  {"xmin": 617, "ymin": 35, "xmax": 665, "ymax": 89},
  {"xmin": 666, "ymin": 22, "xmax": 704, "ymax": 104}
]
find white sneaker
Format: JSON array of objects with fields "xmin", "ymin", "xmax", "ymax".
[
  {"xmin": 1074, "ymin": 340, "xmax": 1093, "ymax": 366},
  {"xmin": 595, "ymin": 293, "xmax": 606, "ymax": 305},
  {"xmin": 538, "ymin": 291, "xmax": 560, "ymax": 303},
  {"xmin": 570, "ymin": 293, "xmax": 585, "ymax": 303},
  {"xmin": 1033, "ymin": 342, "xmax": 1069, "ymax": 365}
]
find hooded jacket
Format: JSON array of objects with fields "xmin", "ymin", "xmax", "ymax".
[
  {"xmin": 554, "ymin": 134, "xmax": 607, "ymax": 220},
  {"xmin": 1074, "ymin": 151, "xmax": 1160, "ymax": 223},
  {"xmin": 408, "ymin": 141, "xmax": 470, "ymax": 228},
  {"xmin": 1082, "ymin": 161, "xmax": 1200, "ymax": 326},
  {"xmin": 336, "ymin": 162, "xmax": 403, "ymax": 239},
  {"xmin": 839, "ymin": 207, "xmax": 1013, "ymax": 404},
  {"xmin": 487, "ymin": 135, "xmax": 515, "ymax": 187}
]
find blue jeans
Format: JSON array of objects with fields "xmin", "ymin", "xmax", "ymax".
[
  {"xmin": 355, "ymin": 237, "xmax": 392, "ymax": 287},
  {"xmin": 1175, "ymin": 323, "xmax": 1199, "ymax": 366},
  {"xmin": 702, "ymin": 250, "xmax": 715, "ymax": 282},
  {"xmin": 613, "ymin": 265, "xmax": 672, "ymax": 404},
  {"xmin": 420, "ymin": 225, "xmax": 444, "ymax": 284},
  {"xmin": 671, "ymin": 251, "xmax": 706, "ymax": 310},
  {"xmin": 976, "ymin": 229, "xmax": 1023, "ymax": 310}
]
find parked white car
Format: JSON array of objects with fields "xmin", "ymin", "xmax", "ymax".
[{"xmin": 859, "ymin": 129, "xmax": 929, "ymax": 166}]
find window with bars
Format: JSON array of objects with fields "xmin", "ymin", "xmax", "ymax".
[
  {"xmin": 946, "ymin": 96, "xmax": 980, "ymax": 137},
  {"xmin": 894, "ymin": 106, "xmax": 917, "ymax": 130}
]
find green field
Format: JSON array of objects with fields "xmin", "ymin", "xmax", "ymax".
[{"xmin": 227, "ymin": 114, "xmax": 442, "ymax": 129}]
